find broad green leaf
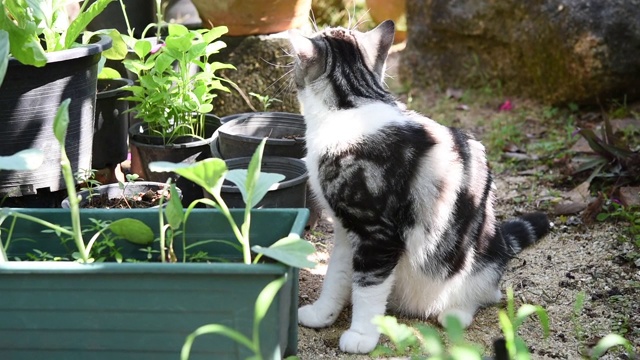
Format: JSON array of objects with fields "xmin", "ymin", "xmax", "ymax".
[
  {"xmin": 53, "ymin": 98, "xmax": 71, "ymax": 145},
  {"xmin": 168, "ymin": 23, "xmax": 189, "ymax": 37},
  {"xmin": 0, "ymin": 3, "xmax": 47, "ymax": 66},
  {"xmin": 206, "ymin": 40, "xmax": 227, "ymax": 56},
  {"xmin": 165, "ymin": 33, "xmax": 193, "ymax": 53},
  {"xmin": 591, "ymin": 334, "xmax": 634, "ymax": 359},
  {"xmin": 253, "ymin": 276, "xmax": 287, "ymax": 341},
  {"xmin": 134, "ymin": 39, "xmax": 152, "ymax": 59},
  {"xmin": 443, "ymin": 314, "xmax": 465, "ymax": 345},
  {"xmin": 164, "ymin": 182, "xmax": 183, "ymax": 230},
  {"xmin": 202, "ymin": 26, "xmax": 229, "ymax": 44},
  {"xmin": 251, "ymin": 236, "xmax": 316, "ymax": 269},
  {"xmin": 0, "ymin": 149, "xmax": 44, "ymax": 171},
  {"xmin": 65, "ymin": 0, "xmax": 115, "ymax": 49},
  {"xmin": 85, "ymin": 28, "xmax": 127, "ymax": 60},
  {"xmin": 0, "ymin": 29, "xmax": 8, "ymax": 86},
  {"xmin": 98, "ymin": 66, "xmax": 121, "ymax": 79},
  {"xmin": 226, "ymin": 170, "xmax": 285, "ymax": 208},
  {"xmin": 415, "ymin": 324, "xmax": 445, "ymax": 355},
  {"xmin": 449, "ymin": 345, "xmax": 483, "ymax": 360},
  {"xmin": 148, "ymin": 159, "xmax": 228, "ymax": 197},
  {"xmin": 108, "ymin": 218, "xmax": 154, "ymax": 245}
]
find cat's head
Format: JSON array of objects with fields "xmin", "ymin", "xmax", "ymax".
[{"xmin": 288, "ymin": 20, "xmax": 396, "ymax": 110}]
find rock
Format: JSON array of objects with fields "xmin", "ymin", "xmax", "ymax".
[
  {"xmin": 619, "ymin": 186, "xmax": 640, "ymax": 207},
  {"xmin": 401, "ymin": 0, "xmax": 640, "ymax": 104},
  {"xmin": 210, "ymin": 32, "xmax": 301, "ymax": 117}
]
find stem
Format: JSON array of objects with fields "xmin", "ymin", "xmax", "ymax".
[
  {"xmin": 117, "ymin": 0, "xmax": 135, "ymax": 38},
  {"xmin": 60, "ymin": 147, "xmax": 89, "ymax": 262},
  {"xmin": 159, "ymin": 200, "xmax": 166, "ymax": 263},
  {"xmin": 2, "ymin": 216, "xmax": 18, "ymax": 253},
  {"xmin": 209, "ymin": 192, "xmax": 249, "ymax": 264},
  {"xmin": 154, "ymin": 0, "xmax": 163, "ymax": 42}
]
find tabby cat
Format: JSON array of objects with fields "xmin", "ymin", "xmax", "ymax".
[{"xmin": 289, "ymin": 20, "xmax": 550, "ymax": 354}]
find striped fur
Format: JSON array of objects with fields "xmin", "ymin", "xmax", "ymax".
[{"xmin": 290, "ymin": 20, "xmax": 551, "ymax": 354}]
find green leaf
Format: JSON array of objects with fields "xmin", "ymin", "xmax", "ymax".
[
  {"xmin": 415, "ymin": 324, "xmax": 445, "ymax": 355},
  {"xmin": 0, "ymin": 149, "xmax": 44, "ymax": 171},
  {"xmin": 449, "ymin": 345, "xmax": 483, "ymax": 360},
  {"xmin": 86, "ymin": 28, "xmax": 127, "ymax": 60},
  {"xmin": 165, "ymin": 33, "xmax": 193, "ymax": 53},
  {"xmin": 66, "ymin": 0, "xmax": 115, "ymax": 49},
  {"xmin": 0, "ymin": 3, "xmax": 47, "ymax": 66},
  {"xmin": 253, "ymin": 276, "xmax": 287, "ymax": 341},
  {"xmin": 53, "ymin": 98, "xmax": 71, "ymax": 145},
  {"xmin": 97, "ymin": 66, "xmax": 121, "ymax": 79},
  {"xmin": 134, "ymin": 39, "xmax": 152, "ymax": 59},
  {"xmin": 372, "ymin": 315, "xmax": 418, "ymax": 352},
  {"xmin": 168, "ymin": 23, "xmax": 189, "ymax": 37},
  {"xmin": 165, "ymin": 182, "xmax": 183, "ymax": 230},
  {"xmin": 180, "ymin": 324, "xmax": 253, "ymax": 360},
  {"xmin": 591, "ymin": 334, "xmax": 634, "ymax": 359},
  {"xmin": 443, "ymin": 314, "xmax": 465, "ymax": 345},
  {"xmin": 225, "ymin": 170, "xmax": 285, "ymax": 208},
  {"xmin": 252, "ymin": 236, "xmax": 316, "ymax": 268},
  {"xmin": 202, "ymin": 26, "xmax": 229, "ymax": 43},
  {"xmin": 0, "ymin": 29, "xmax": 8, "ymax": 86},
  {"xmin": 149, "ymin": 159, "xmax": 228, "ymax": 198},
  {"xmin": 515, "ymin": 304, "xmax": 550, "ymax": 338},
  {"xmin": 108, "ymin": 218, "xmax": 154, "ymax": 245}
]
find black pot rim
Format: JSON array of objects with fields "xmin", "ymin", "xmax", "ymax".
[
  {"xmin": 9, "ymin": 34, "xmax": 113, "ymax": 65},
  {"xmin": 222, "ymin": 156, "xmax": 309, "ymax": 194},
  {"xmin": 97, "ymin": 78, "xmax": 134, "ymax": 99},
  {"xmin": 217, "ymin": 112, "xmax": 306, "ymax": 145},
  {"xmin": 129, "ymin": 114, "xmax": 220, "ymax": 149},
  {"xmin": 60, "ymin": 181, "xmax": 182, "ymax": 208}
]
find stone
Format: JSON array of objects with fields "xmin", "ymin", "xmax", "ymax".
[
  {"xmin": 210, "ymin": 32, "xmax": 301, "ymax": 117},
  {"xmin": 401, "ymin": 0, "xmax": 640, "ymax": 104},
  {"xmin": 619, "ymin": 186, "xmax": 640, "ymax": 207}
]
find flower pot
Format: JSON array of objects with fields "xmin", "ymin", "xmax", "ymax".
[
  {"xmin": 86, "ymin": 0, "xmax": 156, "ymax": 39},
  {"xmin": 60, "ymin": 181, "xmax": 181, "ymax": 209},
  {"xmin": 0, "ymin": 35, "xmax": 112, "ymax": 202},
  {"xmin": 217, "ymin": 112, "xmax": 306, "ymax": 159},
  {"xmin": 211, "ymin": 156, "xmax": 308, "ymax": 209},
  {"xmin": 92, "ymin": 78, "xmax": 133, "ymax": 170},
  {"xmin": 190, "ymin": 0, "xmax": 311, "ymax": 36},
  {"xmin": 365, "ymin": 0, "xmax": 406, "ymax": 43},
  {"xmin": 0, "ymin": 208, "xmax": 309, "ymax": 359},
  {"xmin": 129, "ymin": 114, "xmax": 221, "ymax": 206}
]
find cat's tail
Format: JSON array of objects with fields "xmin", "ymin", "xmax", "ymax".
[{"xmin": 501, "ymin": 212, "xmax": 551, "ymax": 255}]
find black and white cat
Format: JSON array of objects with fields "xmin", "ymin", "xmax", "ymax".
[{"xmin": 289, "ymin": 20, "xmax": 550, "ymax": 354}]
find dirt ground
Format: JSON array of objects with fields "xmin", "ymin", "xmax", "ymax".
[{"xmin": 294, "ymin": 48, "xmax": 639, "ymax": 359}]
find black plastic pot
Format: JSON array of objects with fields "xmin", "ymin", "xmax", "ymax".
[
  {"xmin": 86, "ymin": 0, "xmax": 156, "ymax": 39},
  {"xmin": 217, "ymin": 112, "xmax": 306, "ymax": 159},
  {"xmin": 207, "ymin": 156, "xmax": 308, "ymax": 209},
  {"xmin": 61, "ymin": 181, "xmax": 181, "ymax": 209},
  {"xmin": 0, "ymin": 35, "xmax": 112, "ymax": 204},
  {"xmin": 129, "ymin": 114, "xmax": 221, "ymax": 206},
  {"xmin": 92, "ymin": 78, "xmax": 133, "ymax": 169}
]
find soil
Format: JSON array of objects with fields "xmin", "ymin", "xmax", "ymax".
[
  {"xmin": 294, "ymin": 47, "xmax": 639, "ymax": 359},
  {"xmin": 81, "ymin": 189, "xmax": 172, "ymax": 209}
]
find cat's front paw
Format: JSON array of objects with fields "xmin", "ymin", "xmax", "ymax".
[
  {"xmin": 339, "ymin": 329, "xmax": 380, "ymax": 354},
  {"xmin": 298, "ymin": 304, "xmax": 337, "ymax": 328}
]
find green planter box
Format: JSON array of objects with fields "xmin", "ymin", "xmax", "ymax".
[{"xmin": 0, "ymin": 208, "xmax": 309, "ymax": 360}]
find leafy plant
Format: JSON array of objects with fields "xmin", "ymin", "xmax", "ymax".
[
  {"xmin": 75, "ymin": 168, "xmax": 102, "ymax": 201},
  {"xmin": 371, "ymin": 315, "xmax": 482, "ymax": 359},
  {"xmin": 149, "ymin": 138, "xmax": 316, "ymax": 268},
  {"xmin": 123, "ymin": 23, "xmax": 235, "ymax": 144},
  {"xmin": 574, "ymin": 116, "xmax": 640, "ymax": 181},
  {"xmin": 498, "ymin": 287, "xmax": 549, "ymax": 360},
  {"xmin": 0, "ymin": 99, "xmax": 154, "ymax": 263},
  {"xmin": 597, "ymin": 201, "xmax": 640, "ymax": 251},
  {"xmin": 0, "ymin": 0, "xmax": 126, "ymax": 67},
  {"xmin": 250, "ymin": 92, "xmax": 282, "ymax": 111},
  {"xmin": 181, "ymin": 276, "xmax": 298, "ymax": 360}
]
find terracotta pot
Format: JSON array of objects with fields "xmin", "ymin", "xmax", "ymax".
[
  {"xmin": 190, "ymin": 0, "xmax": 311, "ymax": 36},
  {"xmin": 365, "ymin": 0, "xmax": 406, "ymax": 43}
]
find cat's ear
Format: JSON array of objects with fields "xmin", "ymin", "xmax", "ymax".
[
  {"xmin": 288, "ymin": 30, "xmax": 316, "ymax": 63},
  {"xmin": 361, "ymin": 20, "xmax": 395, "ymax": 78}
]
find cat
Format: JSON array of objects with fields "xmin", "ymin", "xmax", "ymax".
[{"xmin": 288, "ymin": 20, "xmax": 551, "ymax": 354}]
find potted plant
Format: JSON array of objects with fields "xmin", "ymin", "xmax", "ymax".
[
  {"xmin": 123, "ymin": 22, "xmax": 234, "ymax": 205},
  {"xmin": 0, "ymin": 0, "xmax": 125, "ymax": 205},
  {"xmin": 0, "ymin": 99, "xmax": 313, "ymax": 359},
  {"xmin": 190, "ymin": 0, "xmax": 311, "ymax": 36}
]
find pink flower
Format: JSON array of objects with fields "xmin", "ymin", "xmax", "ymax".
[
  {"xmin": 150, "ymin": 43, "xmax": 165, "ymax": 54},
  {"xmin": 498, "ymin": 100, "xmax": 513, "ymax": 111}
]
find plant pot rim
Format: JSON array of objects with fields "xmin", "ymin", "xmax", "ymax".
[
  {"xmin": 222, "ymin": 156, "xmax": 309, "ymax": 194},
  {"xmin": 218, "ymin": 112, "xmax": 306, "ymax": 145},
  {"xmin": 8, "ymin": 34, "xmax": 113, "ymax": 65},
  {"xmin": 128, "ymin": 114, "xmax": 220, "ymax": 149},
  {"xmin": 60, "ymin": 181, "xmax": 182, "ymax": 209},
  {"xmin": 97, "ymin": 78, "xmax": 134, "ymax": 99}
]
